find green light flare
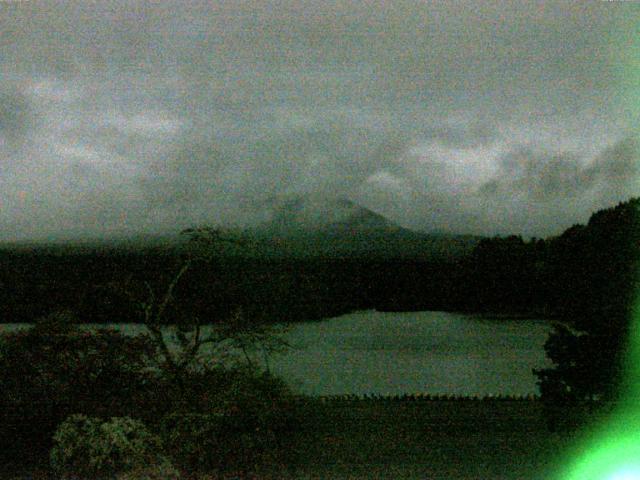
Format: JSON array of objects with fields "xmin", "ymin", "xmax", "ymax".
[
  {"xmin": 556, "ymin": 258, "xmax": 640, "ymax": 476},
  {"xmin": 560, "ymin": 305, "xmax": 640, "ymax": 478},
  {"xmin": 559, "ymin": 410, "xmax": 640, "ymax": 480},
  {"xmin": 557, "ymin": 251, "xmax": 640, "ymax": 478},
  {"xmin": 609, "ymin": 468, "xmax": 640, "ymax": 480}
]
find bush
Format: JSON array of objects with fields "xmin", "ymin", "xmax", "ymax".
[
  {"xmin": 0, "ymin": 310, "xmax": 299, "ymax": 474},
  {"xmin": 115, "ymin": 463, "xmax": 181, "ymax": 480},
  {"xmin": 157, "ymin": 364, "xmax": 295, "ymax": 423},
  {"xmin": 50, "ymin": 415, "xmax": 175, "ymax": 479},
  {"xmin": 0, "ymin": 311, "xmax": 158, "ymax": 459},
  {"xmin": 160, "ymin": 412, "xmax": 288, "ymax": 477},
  {"xmin": 159, "ymin": 367, "xmax": 298, "ymax": 475},
  {"xmin": 160, "ymin": 413, "xmax": 228, "ymax": 473}
]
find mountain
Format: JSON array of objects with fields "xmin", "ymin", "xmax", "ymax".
[
  {"xmin": 261, "ymin": 196, "xmax": 400, "ymax": 235},
  {"xmin": 249, "ymin": 195, "xmax": 480, "ymax": 260},
  {"xmin": 1, "ymin": 196, "xmax": 480, "ymax": 261}
]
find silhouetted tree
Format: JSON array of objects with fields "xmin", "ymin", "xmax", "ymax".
[
  {"xmin": 116, "ymin": 227, "xmax": 289, "ymax": 390},
  {"xmin": 460, "ymin": 234, "xmax": 543, "ymax": 313},
  {"xmin": 534, "ymin": 198, "xmax": 640, "ymax": 412}
]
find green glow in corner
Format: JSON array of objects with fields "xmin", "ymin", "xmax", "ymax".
[
  {"xmin": 559, "ymin": 412, "xmax": 640, "ymax": 480},
  {"xmin": 609, "ymin": 468, "xmax": 640, "ymax": 480},
  {"xmin": 558, "ymin": 225, "xmax": 640, "ymax": 476},
  {"xmin": 557, "ymin": 304, "xmax": 640, "ymax": 480}
]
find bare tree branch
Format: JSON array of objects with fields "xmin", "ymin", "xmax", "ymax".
[
  {"xmin": 113, "ymin": 226, "xmax": 289, "ymax": 385},
  {"xmin": 155, "ymin": 259, "xmax": 192, "ymax": 326}
]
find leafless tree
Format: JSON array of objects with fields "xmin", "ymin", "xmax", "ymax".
[{"xmin": 118, "ymin": 227, "xmax": 289, "ymax": 384}]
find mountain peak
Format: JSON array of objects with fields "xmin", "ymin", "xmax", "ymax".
[{"xmin": 261, "ymin": 194, "xmax": 399, "ymax": 235}]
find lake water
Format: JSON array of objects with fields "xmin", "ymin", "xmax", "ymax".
[
  {"xmin": 0, "ymin": 310, "xmax": 554, "ymax": 397},
  {"xmin": 269, "ymin": 310, "xmax": 554, "ymax": 397}
]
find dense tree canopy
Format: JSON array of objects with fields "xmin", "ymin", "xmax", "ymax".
[{"xmin": 533, "ymin": 198, "xmax": 640, "ymax": 404}]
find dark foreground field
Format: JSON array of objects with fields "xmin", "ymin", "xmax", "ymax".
[
  {"xmin": 6, "ymin": 399, "xmax": 586, "ymax": 480},
  {"xmin": 282, "ymin": 398, "xmax": 578, "ymax": 480}
]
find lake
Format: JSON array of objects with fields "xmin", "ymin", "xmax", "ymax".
[
  {"xmin": 269, "ymin": 310, "xmax": 554, "ymax": 397},
  {"xmin": 0, "ymin": 310, "xmax": 554, "ymax": 397}
]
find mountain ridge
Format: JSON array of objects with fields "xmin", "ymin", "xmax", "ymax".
[{"xmin": 246, "ymin": 195, "xmax": 479, "ymax": 259}]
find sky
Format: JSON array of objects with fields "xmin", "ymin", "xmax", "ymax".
[{"xmin": 0, "ymin": 0, "xmax": 638, "ymax": 242}]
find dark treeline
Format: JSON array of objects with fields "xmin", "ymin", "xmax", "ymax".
[
  {"xmin": 0, "ymin": 249, "xmax": 458, "ymax": 324},
  {"xmin": 0, "ymin": 198, "xmax": 638, "ymax": 329},
  {"xmin": 462, "ymin": 198, "xmax": 639, "ymax": 327}
]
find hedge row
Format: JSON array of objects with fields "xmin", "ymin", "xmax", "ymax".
[{"xmin": 297, "ymin": 393, "xmax": 542, "ymax": 403}]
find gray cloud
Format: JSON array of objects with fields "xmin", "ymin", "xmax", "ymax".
[
  {"xmin": 494, "ymin": 149, "xmax": 587, "ymax": 200},
  {"xmin": 586, "ymin": 138, "xmax": 640, "ymax": 182},
  {"xmin": 0, "ymin": 89, "xmax": 29, "ymax": 137},
  {"xmin": 469, "ymin": 137, "xmax": 640, "ymax": 236},
  {"xmin": 481, "ymin": 138, "xmax": 640, "ymax": 204},
  {"xmin": 0, "ymin": 86, "xmax": 33, "ymax": 158},
  {"xmin": 0, "ymin": 0, "xmax": 638, "ymax": 241}
]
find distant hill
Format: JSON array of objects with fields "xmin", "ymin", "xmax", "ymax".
[{"xmin": 247, "ymin": 195, "xmax": 480, "ymax": 260}]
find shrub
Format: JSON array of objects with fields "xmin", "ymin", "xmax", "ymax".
[
  {"xmin": 115, "ymin": 463, "xmax": 181, "ymax": 480},
  {"xmin": 159, "ymin": 367, "xmax": 298, "ymax": 475},
  {"xmin": 160, "ymin": 412, "xmax": 287, "ymax": 477},
  {"xmin": 157, "ymin": 365, "xmax": 295, "ymax": 425},
  {"xmin": 0, "ymin": 311, "xmax": 158, "ymax": 458},
  {"xmin": 160, "ymin": 412, "xmax": 228, "ymax": 473},
  {"xmin": 50, "ymin": 414, "xmax": 174, "ymax": 479}
]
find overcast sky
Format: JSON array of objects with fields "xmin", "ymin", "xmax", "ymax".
[{"xmin": 0, "ymin": 0, "xmax": 638, "ymax": 242}]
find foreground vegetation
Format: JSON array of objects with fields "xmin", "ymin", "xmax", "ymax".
[
  {"xmin": 0, "ymin": 312, "xmax": 609, "ymax": 479},
  {"xmin": 4, "ymin": 391, "xmax": 594, "ymax": 480},
  {"xmin": 0, "ymin": 229, "xmax": 299, "ymax": 479},
  {"xmin": 0, "ymin": 312, "xmax": 297, "ymax": 479}
]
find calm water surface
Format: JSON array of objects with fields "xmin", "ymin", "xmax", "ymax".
[
  {"xmin": 269, "ymin": 310, "xmax": 553, "ymax": 397},
  {"xmin": 0, "ymin": 310, "xmax": 554, "ymax": 397}
]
